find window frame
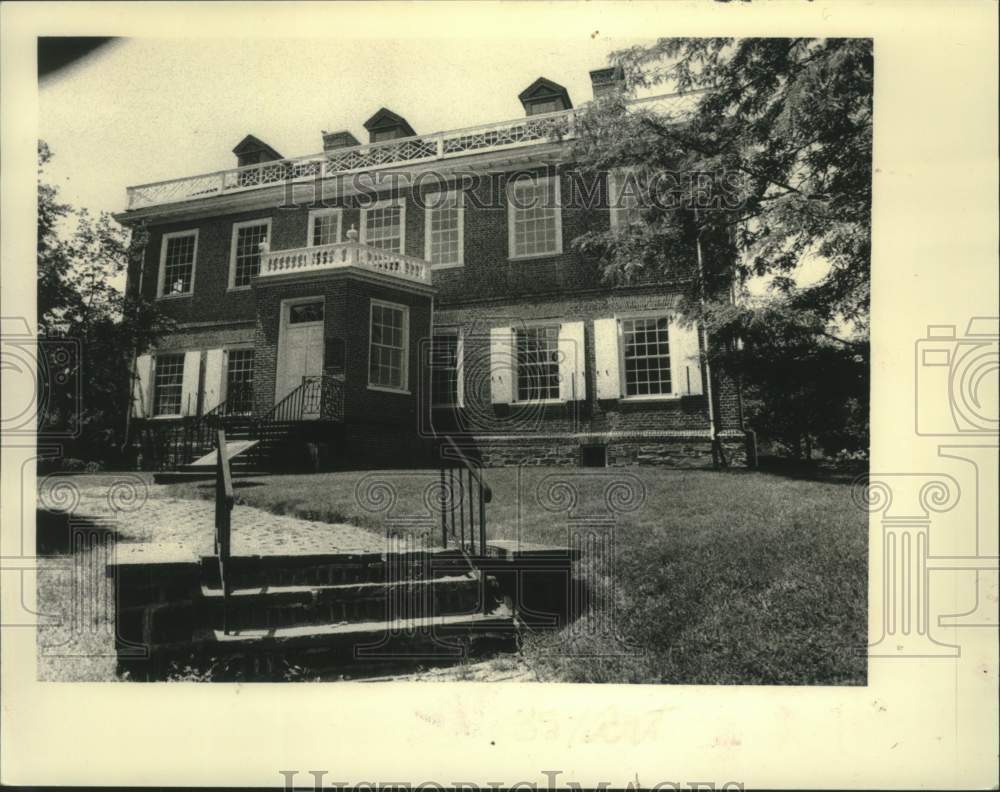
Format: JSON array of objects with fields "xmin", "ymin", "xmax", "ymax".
[
  {"xmin": 151, "ymin": 352, "xmax": 186, "ymax": 418},
  {"xmin": 306, "ymin": 208, "xmax": 342, "ymax": 248},
  {"xmin": 608, "ymin": 168, "xmax": 642, "ymax": 231},
  {"xmin": 423, "ymin": 190, "xmax": 465, "ymax": 269},
  {"xmin": 513, "ymin": 322, "xmax": 563, "ymax": 404},
  {"xmin": 222, "ymin": 346, "xmax": 256, "ymax": 415},
  {"xmin": 360, "ymin": 197, "xmax": 406, "ymax": 254},
  {"xmin": 506, "ymin": 174, "xmax": 563, "ymax": 261},
  {"xmin": 430, "ymin": 327, "xmax": 464, "ymax": 407},
  {"xmin": 156, "ymin": 229, "xmax": 199, "ymax": 299},
  {"xmin": 228, "ymin": 218, "xmax": 272, "ymax": 291},
  {"xmin": 367, "ymin": 298, "xmax": 410, "ymax": 394},
  {"xmin": 617, "ymin": 313, "xmax": 678, "ymax": 401}
]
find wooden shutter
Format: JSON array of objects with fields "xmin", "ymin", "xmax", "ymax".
[
  {"xmin": 669, "ymin": 318, "xmax": 704, "ymax": 396},
  {"xmin": 593, "ymin": 318, "xmax": 621, "ymax": 400},
  {"xmin": 489, "ymin": 326, "xmax": 514, "ymax": 405},
  {"xmin": 181, "ymin": 350, "xmax": 202, "ymax": 416},
  {"xmin": 132, "ymin": 354, "xmax": 152, "ymax": 418},
  {"xmin": 558, "ymin": 321, "xmax": 586, "ymax": 401},
  {"xmin": 202, "ymin": 348, "xmax": 225, "ymax": 412},
  {"xmin": 455, "ymin": 332, "xmax": 465, "ymax": 408}
]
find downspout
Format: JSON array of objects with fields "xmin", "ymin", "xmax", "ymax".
[
  {"xmin": 694, "ymin": 212, "xmax": 724, "ymax": 468},
  {"xmin": 120, "ymin": 221, "xmax": 147, "ymax": 459}
]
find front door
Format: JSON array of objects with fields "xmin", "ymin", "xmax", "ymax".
[{"xmin": 277, "ymin": 299, "xmax": 325, "ymax": 419}]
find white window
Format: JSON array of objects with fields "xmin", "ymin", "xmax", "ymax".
[
  {"xmin": 621, "ymin": 316, "xmax": 672, "ymax": 397},
  {"xmin": 361, "ymin": 198, "xmax": 405, "ymax": 253},
  {"xmin": 229, "ymin": 219, "xmax": 271, "ymax": 289},
  {"xmin": 307, "ymin": 208, "xmax": 342, "ymax": 247},
  {"xmin": 368, "ymin": 300, "xmax": 409, "ymax": 391},
  {"xmin": 152, "ymin": 353, "xmax": 185, "ymax": 416},
  {"xmin": 157, "ymin": 230, "xmax": 198, "ymax": 297},
  {"xmin": 515, "ymin": 325, "xmax": 561, "ymax": 402},
  {"xmin": 431, "ymin": 329, "xmax": 463, "ymax": 407},
  {"xmin": 507, "ymin": 175, "xmax": 562, "ymax": 259},
  {"xmin": 609, "ymin": 168, "xmax": 642, "ymax": 230},
  {"xmin": 424, "ymin": 191, "xmax": 464, "ymax": 268}
]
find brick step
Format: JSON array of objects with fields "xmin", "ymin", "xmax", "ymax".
[
  {"xmin": 202, "ymin": 550, "xmax": 472, "ymax": 590},
  {"xmin": 200, "ymin": 573, "xmax": 495, "ymax": 630}
]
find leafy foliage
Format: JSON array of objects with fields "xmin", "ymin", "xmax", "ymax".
[
  {"xmin": 571, "ymin": 38, "xmax": 872, "ymax": 455},
  {"xmin": 37, "ymin": 141, "xmax": 174, "ymax": 464}
]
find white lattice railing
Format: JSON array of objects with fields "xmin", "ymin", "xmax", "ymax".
[
  {"xmin": 124, "ymin": 92, "xmax": 700, "ymax": 212},
  {"xmin": 261, "ymin": 241, "xmax": 432, "ymax": 286},
  {"xmin": 125, "ymin": 109, "xmax": 577, "ymax": 210}
]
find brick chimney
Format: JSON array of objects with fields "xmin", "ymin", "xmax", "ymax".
[
  {"xmin": 589, "ymin": 66, "xmax": 625, "ymax": 101},
  {"xmin": 322, "ymin": 130, "xmax": 361, "ymax": 152}
]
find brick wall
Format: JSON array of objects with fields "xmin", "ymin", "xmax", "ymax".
[
  {"xmin": 136, "ymin": 168, "xmax": 702, "ymax": 323},
  {"xmin": 252, "ymin": 275, "xmax": 431, "ymax": 422}
]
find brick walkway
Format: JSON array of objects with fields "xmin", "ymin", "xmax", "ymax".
[{"xmin": 38, "ymin": 475, "xmax": 391, "ymax": 562}]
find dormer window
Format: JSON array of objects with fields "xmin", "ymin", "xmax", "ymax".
[
  {"xmin": 363, "ymin": 108, "xmax": 416, "ymax": 144},
  {"xmin": 232, "ymin": 134, "xmax": 283, "ymax": 169},
  {"xmin": 518, "ymin": 77, "xmax": 572, "ymax": 117}
]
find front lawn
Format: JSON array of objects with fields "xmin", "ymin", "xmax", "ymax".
[{"xmin": 167, "ymin": 467, "xmax": 868, "ymax": 685}]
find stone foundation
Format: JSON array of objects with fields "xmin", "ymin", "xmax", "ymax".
[{"xmin": 459, "ymin": 433, "xmax": 754, "ymax": 469}]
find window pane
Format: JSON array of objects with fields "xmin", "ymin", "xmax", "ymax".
[
  {"xmin": 225, "ymin": 349, "xmax": 255, "ymax": 415},
  {"xmin": 428, "ymin": 193, "xmax": 462, "ymax": 266},
  {"xmin": 311, "ymin": 213, "xmax": 339, "ymax": 246},
  {"xmin": 163, "ymin": 234, "xmax": 195, "ymax": 295},
  {"xmin": 622, "ymin": 317, "xmax": 672, "ymax": 396},
  {"xmin": 515, "ymin": 326, "xmax": 560, "ymax": 401},
  {"xmin": 365, "ymin": 204, "xmax": 401, "ymax": 252},
  {"xmin": 510, "ymin": 178, "xmax": 559, "ymax": 258},
  {"xmin": 369, "ymin": 303, "xmax": 407, "ymax": 389},
  {"xmin": 289, "ymin": 302, "xmax": 324, "ymax": 324},
  {"xmin": 153, "ymin": 354, "xmax": 185, "ymax": 416},
  {"xmin": 233, "ymin": 223, "xmax": 268, "ymax": 287},
  {"xmin": 431, "ymin": 333, "xmax": 459, "ymax": 406}
]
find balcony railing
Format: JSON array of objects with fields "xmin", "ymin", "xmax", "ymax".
[
  {"xmin": 125, "ymin": 108, "xmax": 577, "ymax": 210},
  {"xmin": 261, "ymin": 241, "xmax": 432, "ymax": 286},
  {"xmin": 124, "ymin": 92, "xmax": 701, "ymax": 212}
]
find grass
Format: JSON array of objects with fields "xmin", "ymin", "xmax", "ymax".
[{"xmin": 166, "ymin": 467, "xmax": 868, "ymax": 685}]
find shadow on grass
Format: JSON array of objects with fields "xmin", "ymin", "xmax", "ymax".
[{"xmin": 36, "ymin": 509, "xmax": 122, "ymax": 556}]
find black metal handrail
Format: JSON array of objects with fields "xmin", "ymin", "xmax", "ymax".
[
  {"xmin": 205, "ymin": 382, "xmax": 255, "ymax": 420},
  {"xmin": 439, "ymin": 436, "xmax": 492, "ymax": 560},
  {"xmin": 214, "ymin": 428, "xmax": 234, "ymax": 634}
]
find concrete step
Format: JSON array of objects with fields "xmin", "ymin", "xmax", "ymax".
[
  {"xmin": 202, "ymin": 550, "xmax": 473, "ymax": 590},
  {"xmin": 199, "ymin": 605, "xmax": 516, "ymax": 649},
  {"xmin": 200, "ymin": 573, "xmax": 492, "ymax": 629}
]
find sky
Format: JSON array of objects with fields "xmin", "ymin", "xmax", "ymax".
[{"xmin": 39, "ymin": 36, "xmax": 656, "ymax": 217}]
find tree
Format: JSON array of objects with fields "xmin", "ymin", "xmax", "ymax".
[
  {"xmin": 575, "ymin": 37, "xmax": 872, "ymax": 326},
  {"xmin": 571, "ymin": 38, "xmax": 872, "ymax": 457},
  {"xmin": 37, "ymin": 141, "xmax": 173, "ymax": 466}
]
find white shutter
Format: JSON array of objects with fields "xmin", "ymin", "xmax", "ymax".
[
  {"xmin": 132, "ymin": 354, "xmax": 152, "ymax": 418},
  {"xmin": 202, "ymin": 348, "xmax": 225, "ymax": 412},
  {"xmin": 455, "ymin": 332, "xmax": 465, "ymax": 408},
  {"xmin": 558, "ymin": 321, "xmax": 586, "ymax": 401},
  {"xmin": 180, "ymin": 350, "xmax": 202, "ymax": 416},
  {"xmin": 669, "ymin": 318, "xmax": 704, "ymax": 396},
  {"xmin": 489, "ymin": 326, "xmax": 514, "ymax": 405},
  {"xmin": 594, "ymin": 318, "xmax": 621, "ymax": 400}
]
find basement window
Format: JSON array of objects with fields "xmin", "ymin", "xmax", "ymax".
[{"xmin": 580, "ymin": 445, "xmax": 607, "ymax": 468}]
